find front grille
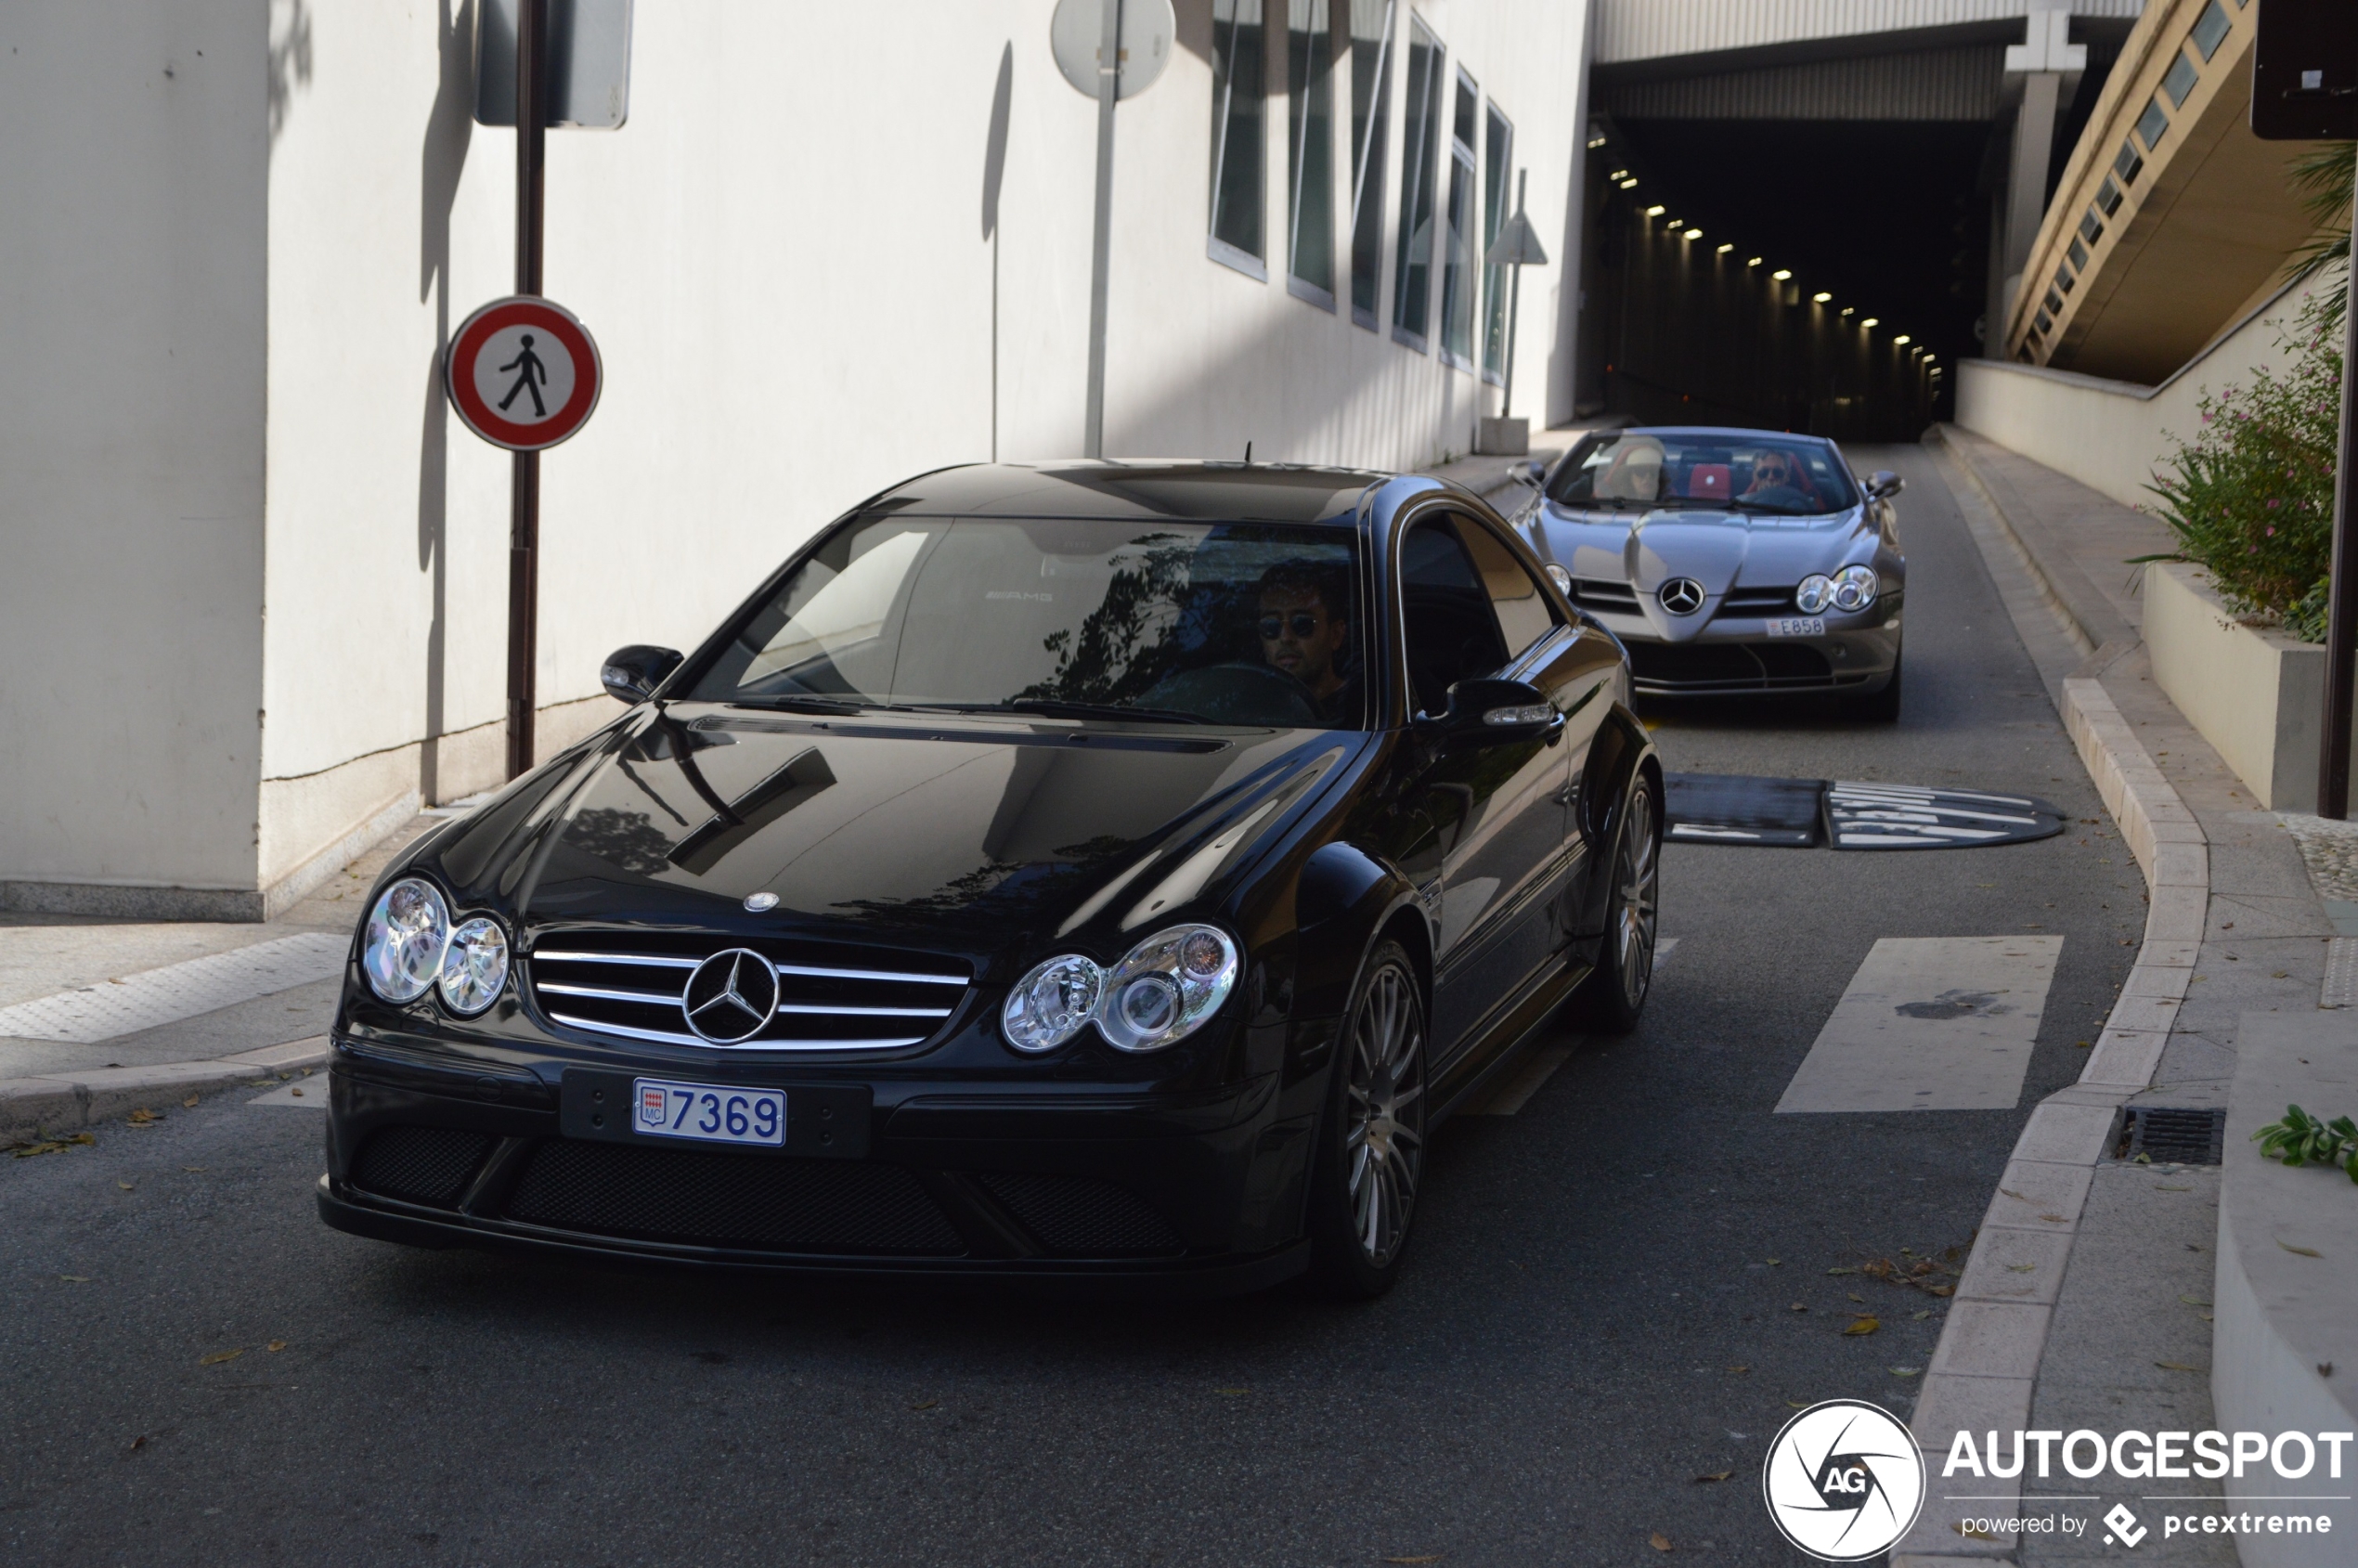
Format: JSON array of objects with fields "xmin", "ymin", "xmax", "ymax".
[
  {"xmin": 353, "ymin": 1127, "xmax": 494, "ymax": 1207},
  {"xmin": 1570, "ymin": 577, "xmax": 1641, "ymax": 615},
  {"xmin": 1629, "ymin": 641, "xmax": 1835, "ymax": 691},
  {"xmin": 528, "ymin": 929, "xmax": 971, "ymax": 1051},
  {"xmin": 505, "ymin": 1139, "xmax": 965, "ymax": 1254},
  {"xmin": 979, "ymin": 1173, "xmax": 1185, "ymax": 1257},
  {"xmin": 1716, "ymin": 585, "xmax": 1799, "ymax": 616}
]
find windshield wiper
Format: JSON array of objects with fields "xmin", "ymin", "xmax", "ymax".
[{"xmin": 934, "ymin": 698, "xmax": 1209, "ymax": 726}]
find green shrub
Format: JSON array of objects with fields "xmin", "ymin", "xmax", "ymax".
[{"xmin": 2145, "ymin": 292, "xmax": 2344, "ymax": 641}]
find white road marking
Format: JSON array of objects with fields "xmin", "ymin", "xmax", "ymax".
[
  {"xmin": 1464, "ymin": 939, "xmax": 1678, "ymax": 1116},
  {"xmin": 1775, "ymin": 936, "xmax": 2061, "ymax": 1113},
  {"xmin": 0, "ymin": 933, "xmax": 349, "ymax": 1044}
]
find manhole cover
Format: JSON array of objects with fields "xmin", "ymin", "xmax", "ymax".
[{"xmin": 2111, "ymin": 1106, "xmax": 2226, "ymax": 1166}]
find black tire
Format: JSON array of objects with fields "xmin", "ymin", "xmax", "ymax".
[
  {"xmin": 1569, "ymin": 771, "xmax": 1661, "ymax": 1034},
  {"xmin": 1844, "ymin": 653, "xmax": 1902, "ymax": 722},
  {"xmin": 1304, "ymin": 940, "xmax": 1427, "ymax": 1300}
]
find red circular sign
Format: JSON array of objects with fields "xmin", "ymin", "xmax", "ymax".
[{"xmin": 445, "ymin": 295, "xmax": 603, "ymax": 451}]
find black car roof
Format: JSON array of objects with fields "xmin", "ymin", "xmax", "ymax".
[{"xmin": 859, "ymin": 461, "xmax": 1388, "ymax": 525}]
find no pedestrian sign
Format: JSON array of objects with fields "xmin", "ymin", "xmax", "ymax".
[{"xmin": 445, "ymin": 296, "xmax": 603, "ymax": 450}]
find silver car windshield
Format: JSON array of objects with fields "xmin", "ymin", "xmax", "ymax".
[
  {"xmin": 1546, "ymin": 433, "xmax": 1857, "ymax": 516},
  {"xmin": 688, "ymin": 516, "xmax": 1368, "ymax": 729}
]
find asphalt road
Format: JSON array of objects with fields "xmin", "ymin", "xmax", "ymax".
[{"xmin": 0, "ymin": 441, "xmax": 2144, "ymax": 1566}]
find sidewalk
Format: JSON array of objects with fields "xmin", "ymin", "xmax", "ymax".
[
  {"xmin": 0, "ymin": 812, "xmax": 443, "ymax": 1140},
  {"xmin": 1899, "ymin": 426, "xmax": 2355, "ymax": 1563}
]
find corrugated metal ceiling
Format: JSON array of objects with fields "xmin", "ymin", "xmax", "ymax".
[
  {"xmin": 1600, "ymin": 45, "xmax": 2008, "ymax": 120},
  {"xmin": 1596, "ymin": 0, "xmax": 2145, "ymax": 67}
]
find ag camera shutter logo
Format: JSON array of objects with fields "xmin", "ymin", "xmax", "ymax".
[{"xmin": 1762, "ymin": 1399, "xmax": 1925, "ymax": 1561}]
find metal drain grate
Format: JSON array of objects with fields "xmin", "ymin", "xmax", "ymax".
[{"xmin": 2112, "ymin": 1106, "xmax": 2227, "ymax": 1166}]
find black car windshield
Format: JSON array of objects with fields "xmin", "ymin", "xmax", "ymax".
[
  {"xmin": 1545, "ymin": 432, "xmax": 1857, "ymax": 516},
  {"xmin": 689, "ymin": 515, "xmax": 1367, "ymax": 729}
]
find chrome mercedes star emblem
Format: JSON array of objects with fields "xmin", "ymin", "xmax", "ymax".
[
  {"xmin": 744, "ymin": 891, "xmax": 779, "ymax": 912},
  {"xmin": 1658, "ymin": 577, "xmax": 1706, "ymax": 616},
  {"xmin": 681, "ymin": 948, "xmax": 780, "ymax": 1044}
]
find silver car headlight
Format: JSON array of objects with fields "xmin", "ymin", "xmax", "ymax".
[
  {"xmin": 362, "ymin": 877, "xmax": 450, "ymax": 1004},
  {"xmin": 1000, "ymin": 924, "xmax": 1241, "ymax": 1056},
  {"xmin": 1832, "ymin": 564, "xmax": 1880, "ymax": 613},
  {"xmin": 1097, "ymin": 924, "xmax": 1239, "ymax": 1053},
  {"xmin": 436, "ymin": 916, "xmax": 511, "ymax": 1017},
  {"xmin": 1794, "ymin": 575, "xmax": 1833, "ymax": 615},
  {"xmin": 1003, "ymin": 953, "xmax": 1105, "ymax": 1054}
]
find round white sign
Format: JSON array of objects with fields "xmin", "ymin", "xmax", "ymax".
[
  {"xmin": 470, "ymin": 322, "xmax": 578, "ymax": 428},
  {"xmin": 1761, "ymin": 1400, "xmax": 1925, "ymax": 1562},
  {"xmin": 1049, "ymin": 0, "xmax": 1174, "ymax": 101}
]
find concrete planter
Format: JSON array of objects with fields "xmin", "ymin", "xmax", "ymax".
[{"xmin": 2144, "ymin": 563, "xmax": 2350, "ymax": 814}]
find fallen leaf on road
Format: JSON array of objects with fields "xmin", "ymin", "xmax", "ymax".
[
  {"xmin": 126, "ymin": 1108, "xmax": 160, "ymax": 1126},
  {"xmin": 1891, "ymin": 1367, "xmax": 1921, "ymax": 1378},
  {"xmin": 1725, "ymin": 1366, "xmax": 1749, "ymax": 1374},
  {"xmin": 1786, "ymin": 1400, "xmax": 1807, "ymax": 1408},
  {"xmin": 2006, "ymin": 1263, "xmax": 2036, "ymax": 1273},
  {"xmin": 2039, "ymin": 1213, "xmax": 2067, "ymax": 1224},
  {"xmin": 1692, "ymin": 1471, "xmax": 1731, "ymax": 1484},
  {"xmin": 182, "ymin": 1166, "xmax": 205, "ymax": 1173},
  {"xmin": 1790, "ymin": 1302, "xmax": 1809, "ymax": 1312},
  {"xmin": 116, "ymin": 1180, "xmax": 135, "ymax": 1191},
  {"xmin": 909, "ymin": 1399, "xmax": 938, "ymax": 1411},
  {"xmin": 2273, "ymin": 971, "xmax": 2288, "ymax": 978},
  {"xmin": 1765, "ymin": 1258, "xmax": 1781, "ymax": 1266},
  {"xmin": 1650, "ymin": 1532, "xmax": 1673, "ymax": 1552},
  {"xmin": 291, "ymin": 1087, "xmax": 304, "ymax": 1097},
  {"xmin": 2277, "ymin": 1241, "xmax": 2324, "ymax": 1258},
  {"xmin": 2000, "ymin": 1188, "xmax": 2029, "ymax": 1201},
  {"xmin": 1826, "ymin": 1266, "xmax": 1858, "ymax": 1276},
  {"xmin": 8, "ymin": 1133, "xmax": 97, "ymax": 1159},
  {"xmin": 266, "ymin": 1341, "xmax": 287, "ymax": 1353},
  {"xmin": 128, "ymin": 1434, "xmax": 147, "ymax": 1451},
  {"xmin": 182, "ymin": 1095, "xmax": 200, "ymax": 1108},
  {"xmin": 199, "ymin": 1349, "xmax": 244, "ymax": 1367},
  {"xmin": 1847, "ymin": 1292, "xmax": 1865, "ymax": 1302},
  {"xmin": 1843, "ymin": 1316, "xmax": 1881, "ymax": 1336},
  {"xmin": 1912, "ymin": 1310, "xmax": 1932, "ymax": 1320},
  {"xmin": 2320, "ymin": 1362, "xmax": 2334, "ymax": 1377},
  {"xmin": 59, "ymin": 1276, "xmax": 89, "ymax": 1283},
  {"xmin": 2156, "ymin": 1361, "xmax": 2199, "ymax": 1372},
  {"xmin": 1925, "ymin": 1284, "xmax": 1955, "ymax": 1297}
]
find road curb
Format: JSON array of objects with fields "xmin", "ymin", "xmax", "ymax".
[
  {"xmin": 0, "ymin": 1036, "xmax": 329, "ymax": 1143},
  {"xmin": 1892, "ymin": 662, "xmax": 2198, "ymax": 1555}
]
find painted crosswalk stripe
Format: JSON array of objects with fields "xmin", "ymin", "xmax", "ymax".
[
  {"xmin": 1774, "ymin": 936, "xmax": 2061, "ymax": 1113},
  {"xmin": 0, "ymin": 932, "xmax": 350, "ymax": 1044}
]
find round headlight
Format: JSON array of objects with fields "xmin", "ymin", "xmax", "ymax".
[
  {"xmin": 1095, "ymin": 923, "xmax": 1238, "ymax": 1053},
  {"xmin": 437, "ymin": 916, "xmax": 511, "ymax": 1017},
  {"xmin": 1794, "ymin": 575, "xmax": 1833, "ymax": 615},
  {"xmin": 362, "ymin": 877, "xmax": 450, "ymax": 1004},
  {"xmin": 1004, "ymin": 953, "xmax": 1105, "ymax": 1054},
  {"xmin": 1832, "ymin": 564, "xmax": 1880, "ymax": 613}
]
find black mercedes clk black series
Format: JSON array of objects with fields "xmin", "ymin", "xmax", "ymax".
[{"xmin": 321, "ymin": 461, "xmax": 1661, "ymax": 1298}]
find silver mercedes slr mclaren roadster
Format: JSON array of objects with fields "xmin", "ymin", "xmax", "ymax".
[{"xmin": 1503, "ymin": 427, "xmax": 1906, "ymax": 719}]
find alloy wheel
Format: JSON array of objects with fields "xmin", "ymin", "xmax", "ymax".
[
  {"xmin": 1614, "ymin": 784, "xmax": 1660, "ymax": 1009},
  {"xmin": 1343, "ymin": 962, "xmax": 1424, "ymax": 1267}
]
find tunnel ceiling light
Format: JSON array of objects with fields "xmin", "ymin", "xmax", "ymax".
[
  {"xmin": 1588, "ymin": 136, "xmax": 1609, "ymax": 149},
  {"xmin": 1716, "ymin": 243, "xmax": 1733, "ymax": 254},
  {"xmin": 1840, "ymin": 306, "xmax": 1855, "ymax": 317},
  {"xmin": 1771, "ymin": 269, "xmax": 1793, "ymax": 280},
  {"xmin": 1861, "ymin": 317, "xmax": 1879, "ymax": 328},
  {"xmin": 1619, "ymin": 177, "xmax": 1639, "ymax": 189},
  {"xmin": 1893, "ymin": 334, "xmax": 1911, "ymax": 344},
  {"xmin": 1644, "ymin": 204, "xmax": 1665, "ymax": 216},
  {"xmin": 1609, "ymin": 168, "xmax": 1628, "ymax": 180},
  {"xmin": 1747, "ymin": 256, "xmax": 1763, "ymax": 266},
  {"xmin": 1683, "ymin": 228, "xmax": 1704, "ymax": 240},
  {"xmin": 1812, "ymin": 292, "xmax": 1833, "ymax": 304}
]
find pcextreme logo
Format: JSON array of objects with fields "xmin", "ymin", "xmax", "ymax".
[{"xmin": 1761, "ymin": 1400, "xmax": 1926, "ymax": 1561}]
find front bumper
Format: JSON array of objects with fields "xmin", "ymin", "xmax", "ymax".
[
  {"xmin": 1589, "ymin": 611, "xmax": 1901, "ymax": 696},
  {"xmin": 318, "ymin": 1030, "xmax": 1319, "ymax": 1297}
]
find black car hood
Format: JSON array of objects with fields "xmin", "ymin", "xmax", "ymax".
[{"xmin": 422, "ymin": 706, "xmax": 1363, "ymax": 958}]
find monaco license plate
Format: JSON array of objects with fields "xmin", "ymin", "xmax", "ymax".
[
  {"xmin": 1765, "ymin": 616, "xmax": 1825, "ymax": 638},
  {"xmin": 632, "ymin": 1078, "xmax": 785, "ymax": 1147}
]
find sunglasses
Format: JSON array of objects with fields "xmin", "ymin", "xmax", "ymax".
[{"xmin": 1259, "ymin": 613, "xmax": 1323, "ymax": 639}]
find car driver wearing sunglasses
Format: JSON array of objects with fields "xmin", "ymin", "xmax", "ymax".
[{"xmin": 1256, "ymin": 564, "xmax": 1357, "ymax": 724}]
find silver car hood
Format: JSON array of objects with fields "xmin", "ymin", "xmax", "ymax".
[{"xmin": 1532, "ymin": 502, "xmax": 1880, "ymax": 641}]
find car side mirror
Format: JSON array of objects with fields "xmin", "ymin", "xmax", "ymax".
[
  {"xmin": 1864, "ymin": 471, "xmax": 1904, "ymax": 500},
  {"xmin": 1414, "ymin": 677, "xmax": 1563, "ymax": 748},
  {"xmin": 602, "ymin": 644, "xmax": 683, "ymax": 705},
  {"xmin": 1509, "ymin": 458, "xmax": 1547, "ymax": 489}
]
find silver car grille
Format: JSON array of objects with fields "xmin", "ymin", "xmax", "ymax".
[{"xmin": 528, "ymin": 932, "xmax": 972, "ymax": 1052}]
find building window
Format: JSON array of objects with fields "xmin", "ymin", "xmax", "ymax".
[
  {"xmin": 2054, "ymin": 263, "xmax": 2075, "ymax": 294},
  {"xmin": 1480, "ymin": 101, "xmax": 1513, "ymax": 383},
  {"xmin": 1286, "ymin": 0, "xmax": 1336, "ymax": 305},
  {"xmin": 1391, "ymin": 16, "xmax": 1445, "ymax": 349},
  {"xmin": 2096, "ymin": 175, "xmax": 2123, "ymax": 216},
  {"xmin": 2115, "ymin": 140, "xmax": 2144, "ymax": 185},
  {"xmin": 2161, "ymin": 50, "xmax": 2198, "ymax": 110},
  {"xmin": 1436, "ymin": 71, "xmax": 1480, "ymax": 369},
  {"xmin": 1346, "ymin": 0, "xmax": 1394, "ymax": 330},
  {"xmin": 2043, "ymin": 288, "xmax": 2065, "ymax": 316},
  {"xmin": 2066, "ymin": 237, "xmax": 2090, "ymax": 270},
  {"xmin": 2078, "ymin": 210, "xmax": 2104, "ymax": 245},
  {"xmin": 2189, "ymin": 0, "xmax": 2231, "ymax": 62},
  {"xmin": 2034, "ymin": 309, "xmax": 2054, "ymax": 335},
  {"xmin": 1209, "ymin": 0, "xmax": 1268, "ymax": 279},
  {"xmin": 2135, "ymin": 95, "xmax": 2169, "ymax": 151}
]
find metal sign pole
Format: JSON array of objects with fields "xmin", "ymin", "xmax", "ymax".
[
  {"xmin": 2319, "ymin": 138, "xmax": 2358, "ymax": 818},
  {"xmin": 1502, "ymin": 170, "xmax": 1527, "ymax": 419},
  {"xmin": 1082, "ymin": 0, "xmax": 1122, "ymax": 460},
  {"xmin": 507, "ymin": 0, "xmax": 547, "ymax": 780}
]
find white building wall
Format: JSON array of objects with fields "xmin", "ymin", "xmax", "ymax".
[
  {"xmin": 0, "ymin": 0, "xmax": 270, "ymax": 901},
  {"xmin": 15, "ymin": 0, "xmax": 1595, "ymax": 912}
]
